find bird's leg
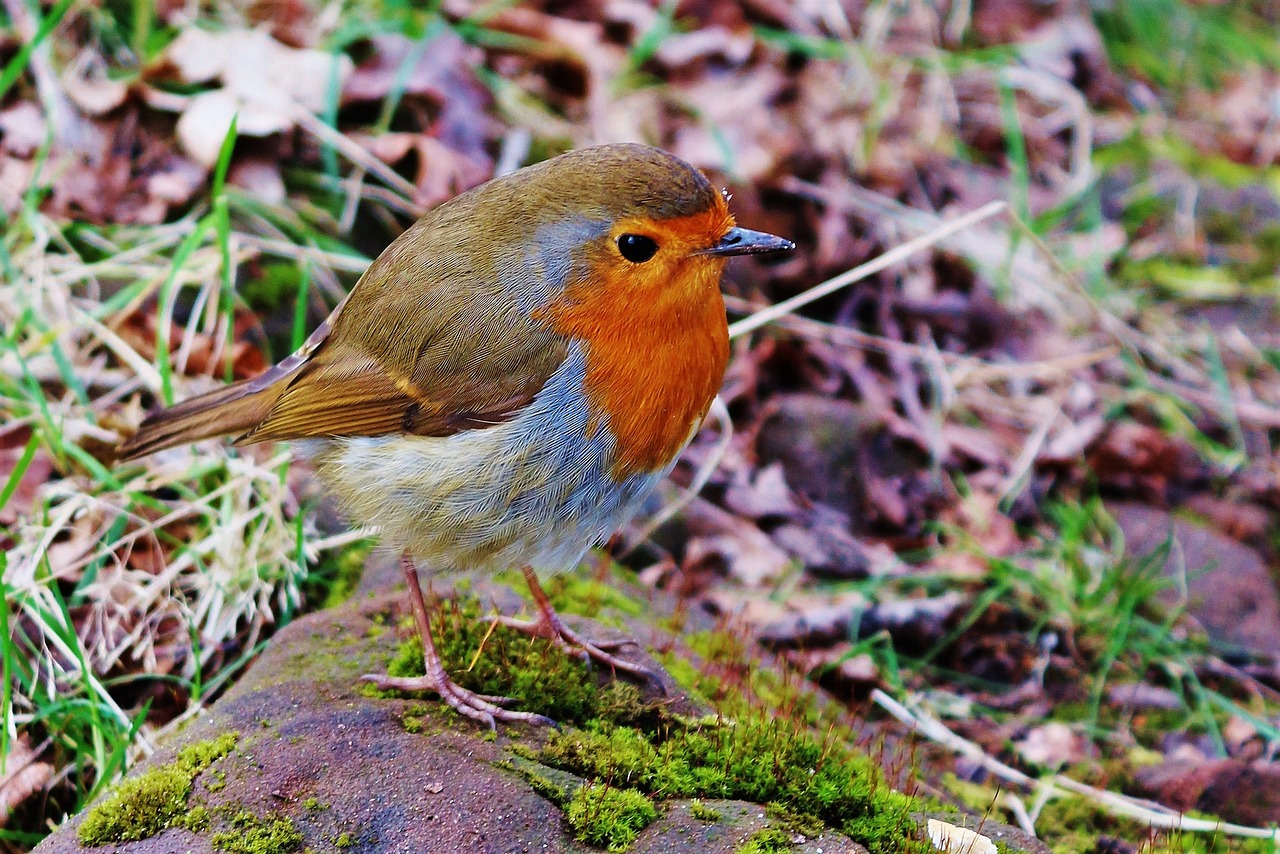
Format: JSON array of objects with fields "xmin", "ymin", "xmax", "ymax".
[
  {"xmin": 361, "ymin": 554, "xmax": 556, "ymax": 730},
  {"xmin": 488, "ymin": 565, "xmax": 661, "ymax": 686}
]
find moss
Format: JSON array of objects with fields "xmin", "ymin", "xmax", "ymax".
[
  {"xmin": 544, "ymin": 570, "xmax": 645, "ymax": 620},
  {"xmin": 77, "ymin": 766, "xmax": 191, "ymax": 845},
  {"xmin": 175, "ymin": 732, "xmax": 239, "ymax": 776},
  {"xmin": 210, "ymin": 810, "xmax": 303, "ymax": 854},
  {"xmin": 380, "ymin": 586, "xmax": 928, "ymax": 853},
  {"xmin": 301, "ymin": 797, "xmax": 326, "ymax": 811},
  {"xmin": 78, "ymin": 732, "xmax": 240, "ymax": 846},
  {"xmin": 765, "ymin": 804, "xmax": 824, "ymax": 838},
  {"xmin": 333, "ymin": 832, "xmax": 355, "ymax": 848},
  {"xmin": 535, "ymin": 714, "xmax": 922, "ymax": 852},
  {"xmin": 565, "ymin": 783, "xmax": 657, "ymax": 852},
  {"xmin": 688, "ymin": 801, "xmax": 721, "ymax": 822},
  {"xmin": 527, "ymin": 693, "xmax": 926, "ymax": 853},
  {"xmin": 500, "ymin": 755, "xmax": 582, "ymax": 806},
  {"xmin": 401, "ymin": 713, "xmax": 426, "ymax": 734},
  {"xmin": 735, "ymin": 828, "xmax": 794, "ymax": 854},
  {"xmin": 179, "ymin": 805, "xmax": 212, "ymax": 833},
  {"xmin": 380, "ymin": 599, "xmax": 601, "ymax": 726}
]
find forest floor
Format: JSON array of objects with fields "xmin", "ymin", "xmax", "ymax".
[{"xmin": 2, "ymin": 0, "xmax": 1280, "ymax": 851}]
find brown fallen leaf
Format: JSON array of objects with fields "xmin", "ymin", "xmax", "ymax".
[
  {"xmin": 342, "ymin": 30, "xmax": 495, "ymax": 169},
  {"xmin": 158, "ymin": 27, "xmax": 353, "ymax": 166},
  {"xmin": 1014, "ymin": 721, "xmax": 1088, "ymax": 769},
  {"xmin": 681, "ymin": 497, "xmax": 791, "ymax": 587},
  {"xmin": 60, "ymin": 49, "xmax": 130, "ymax": 117},
  {"xmin": 0, "ymin": 736, "xmax": 53, "ymax": 827}
]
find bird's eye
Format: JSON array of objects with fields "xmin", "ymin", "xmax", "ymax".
[{"xmin": 617, "ymin": 233, "xmax": 658, "ymax": 263}]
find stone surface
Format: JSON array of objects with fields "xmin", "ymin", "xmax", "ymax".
[
  {"xmin": 1134, "ymin": 758, "xmax": 1280, "ymax": 825},
  {"xmin": 37, "ymin": 572, "xmax": 1046, "ymax": 854},
  {"xmin": 1110, "ymin": 502, "xmax": 1280, "ymax": 656}
]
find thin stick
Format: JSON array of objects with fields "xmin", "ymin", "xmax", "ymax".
[
  {"xmin": 872, "ymin": 689, "xmax": 1280, "ymax": 841},
  {"xmin": 727, "ymin": 201, "xmax": 1007, "ymax": 340},
  {"xmin": 292, "ymin": 108, "xmax": 422, "ymax": 208}
]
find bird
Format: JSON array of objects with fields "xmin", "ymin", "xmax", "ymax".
[{"xmin": 118, "ymin": 143, "xmax": 794, "ymax": 728}]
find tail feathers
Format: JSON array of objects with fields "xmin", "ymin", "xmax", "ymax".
[{"xmin": 117, "ymin": 381, "xmax": 281, "ymax": 460}]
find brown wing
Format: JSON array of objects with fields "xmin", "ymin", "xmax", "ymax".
[
  {"xmin": 238, "ymin": 209, "xmax": 569, "ymax": 444},
  {"xmin": 121, "ymin": 199, "xmax": 570, "ymax": 457}
]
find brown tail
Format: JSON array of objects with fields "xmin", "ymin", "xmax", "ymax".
[{"xmin": 117, "ymin": 381, "xmax": 282, "ymax": 459}]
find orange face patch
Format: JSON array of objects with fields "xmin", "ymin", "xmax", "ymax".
[{"xmin": 539, "ymin": 203, "xmax": 735, "ymax": 479}]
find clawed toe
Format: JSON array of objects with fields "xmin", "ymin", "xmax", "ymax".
[
  {"xmin": 361, "ymin": 672, "xmax": 557, "ymax": 730},
  {"xmin": 491, "ymin": 570, "xmax": 666, "ymax": 693}
]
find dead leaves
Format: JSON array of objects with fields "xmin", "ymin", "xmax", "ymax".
[
  {"xmin": 158, "ymin": 28, "xmax": 353, "ymax": 166},
  {"xmin": 0, "ymin": 737, "xmax": 53, "ymax": 829}
]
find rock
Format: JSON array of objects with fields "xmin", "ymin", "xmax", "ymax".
[
  {"xmin": 1134, "ymin": 759, "xmax": 1280, "ymax": 825},
  {"xmin": 37, "ymin": 569, "xmax": 1048, "ymax": 854},
  {"xmin": 918, "ymin": 812, "xmax": 1051, "ymax": 854},
  {"xmin": 1110, "ymin": 502, "xmax": 1280, "ymax": 656}
]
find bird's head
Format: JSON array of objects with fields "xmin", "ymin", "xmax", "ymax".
[{"xmin": 493, "ymin": 144, "xmax": 793, "ymax": 312}]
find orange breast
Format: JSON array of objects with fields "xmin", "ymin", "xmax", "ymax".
[{"xmin": 541, "ymin": 247, "xmax": 730, "ymax": 481}]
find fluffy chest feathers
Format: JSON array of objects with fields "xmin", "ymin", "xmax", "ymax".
[{"xmin": 305, "ymin": 343, "xmax": 670, "ymax": 571}]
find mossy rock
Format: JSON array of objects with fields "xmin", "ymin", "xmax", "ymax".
[{"xmin": 36, "ymin": 561, "xmax": 1044, "ymax": 854}]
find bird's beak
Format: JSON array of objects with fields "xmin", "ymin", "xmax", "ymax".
[{"xmin": 700, "ymin": 226, "xmax": 795, "ymax": 257}]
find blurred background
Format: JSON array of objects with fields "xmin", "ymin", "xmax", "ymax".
[{"xmin": 1, "ymin": 0, "xmax": 1279, "ymax": 850}]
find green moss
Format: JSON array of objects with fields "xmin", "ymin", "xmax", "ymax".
[
  {"xmin": 301, "ymin": 797, "xmax": 326, "ymax": 811},
  {"xmin": 401, "ymin": 713, "xmax": 426, "ymax": 734},
  {"xmin": 765, "ymin": 804, "xmax": 824, "ymax": 838},
  {"xmin": 380, "ymin": 587, "xmax": 927, "ymax": 853},
  {"xmin": 689, "ymin": 801, "xmax": 721, "ymax": 822},
  {"xmin": 179, "ymin": 805, "xmax": 211, "ymax": 833},
  {"xmin": 544, "ymin": 570, "xmax": 645, "ymax": 620},
  {"xmin": 380, "ymin": 599, "xmax": 601, "ymax": 725},
  {"xmin": 77, "ymin": 766, "xmax": 191, "ymax": 845},
  {"xmin": 735, "ymin": 828, "xmax": 794, "ymax": 854},
  {"xmin": 536, "ymin": 714, "xmax": 921, "ymax": 852},
  {"xmin": 333, "ymin": 832, "xmax": 355, "ymax": 848},
  {"xmin": 500, "ymin": 755, "xmax": 582, "ymax": 806},
  {"xmin": 175, "ymin": 732, "xmax": 239, "ymax": 776},
  {"xmin": 210, "ymin": 810, "xmax": 303, "ymax": 854},
  {"xmin": 565, "ymin": 783, "xmax": 657, "ymax": 852},
  {"xmin": 78, "ymin": 732, "xmax": 241, "ymax": 846}
]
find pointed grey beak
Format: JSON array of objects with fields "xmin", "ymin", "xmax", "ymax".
[{"xmin": 701, "ymin": 226, "xmax": 795, "ymax": 257}]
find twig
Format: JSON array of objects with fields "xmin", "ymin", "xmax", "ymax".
[
  {"xmin": 727, "ymin": 201, "xmax": 1007, "ymax": 339},
  {"xmin": 871, "ymin": 688, "xmax": 1280, "ymax": 841},
  {"xmin": 292, "ymin": 108, "xmax": 423, "ymax": 210},
  {"xmin": 628, "ymin": 395, "xmax": 733, "ymax": 552}
]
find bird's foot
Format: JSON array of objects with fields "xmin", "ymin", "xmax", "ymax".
[
  {"xmin": 487, "ymin": 607, "xmax": 663, "ymax": 689},
  {"xmin": 360, "ymin": 672, "xmax": 557, "ymax": 730}
]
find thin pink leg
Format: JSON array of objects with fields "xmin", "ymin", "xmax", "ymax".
[
  {"xmin": 361, "ymin": 555, "xmax": 556, "ymax": 729},
  {"xmin": 487, "ymin": 566, "xmax": 662, "ymax": 687}
]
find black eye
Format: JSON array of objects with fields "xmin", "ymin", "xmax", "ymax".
[{"xmin": 617, "ymin": 233, "xmax": 658, "ymax": 263}]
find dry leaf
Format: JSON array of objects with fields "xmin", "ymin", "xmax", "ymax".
[
  {"xmin": 0, "ymin": 102, "xmax": 47, "ymax": 157},
  {"xmin": 1015, "ymin": 722, "xmax": 1086, "ymax": 769},
  {"xmin": 161, "ymin": 28, "xmax": 352, "ymax": 165},
  {"xmin": 61, "ymin": 50, "xmax": 129, "ymax": 116},
  {"xmin": 682, "ymin": 498, "xmax": 791, "ymax": 587},
  {"xmin": 0, "ymin": 737, "xmax": 53, "ymax": 827}
]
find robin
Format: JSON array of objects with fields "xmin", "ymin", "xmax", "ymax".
[{"xmin": 119, "ymin": 144, "xmax": 794, "ymax": 727}]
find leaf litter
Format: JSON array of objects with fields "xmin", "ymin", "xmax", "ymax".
[{"xmin": 1, "ymin": 0, "xmax": 1279, "ymax": 849}]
